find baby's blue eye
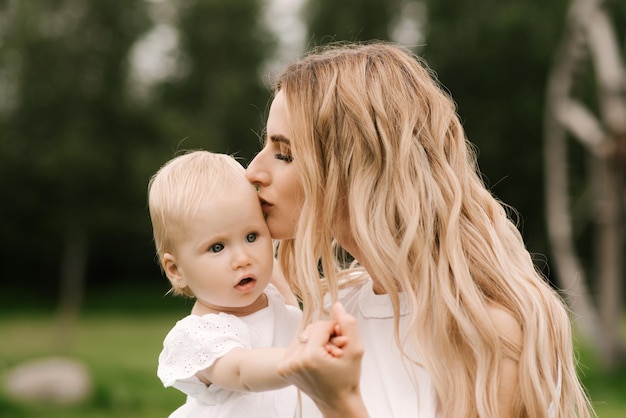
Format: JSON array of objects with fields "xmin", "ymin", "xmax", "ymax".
[
  {"xmin": 209, "ymin": 243, "xmax": 224, "ymax": 253},
  {"xmin": 246, "ymin": 233, "xmax": 257, "ymax": 243}
]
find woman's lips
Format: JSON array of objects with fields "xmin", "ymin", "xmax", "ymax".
[{"xmin": 259, "ymin": 197, "xmax": 272, "ymax": 214}]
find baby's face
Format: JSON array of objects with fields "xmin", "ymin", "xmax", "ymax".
[{"xmin": 175, "ymin": 186, "xmax": 274, "ymax": 315}]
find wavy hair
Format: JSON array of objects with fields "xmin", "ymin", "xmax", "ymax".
[{"xmin": 274, "ymin": 42, "xmax": 593, "ymax": 417}]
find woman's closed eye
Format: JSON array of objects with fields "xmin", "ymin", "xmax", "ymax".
[
  {"xmin": 275, "ymin": 143, "xmax": 292, "ymax": 162},
  {"xmin": 270, "ymin": 135, "xmax": 293, "ymax": 162},
  {"xmin": 275, "ymin": 153, "xmax": 293, "ymax": 162}
]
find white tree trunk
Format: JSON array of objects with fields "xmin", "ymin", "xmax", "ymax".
[
  {"xmin": 592, "ymin": 155, "xmax": 624, "ymax": 365},
  {"xmin": 544, "ymin": 0, "xmax": 626, "ymax": 367}
]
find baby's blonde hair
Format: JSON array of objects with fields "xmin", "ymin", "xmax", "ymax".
[
  {"xmin": 275, "ymin": 42, "xmax": 593, "ymax": 417},
  {"xmin": 148, "ymin": 150, "xmax": 251, "ymax": 296}
]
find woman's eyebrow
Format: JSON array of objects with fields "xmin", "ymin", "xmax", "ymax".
[{"xmin": 270, "ymin": 134, "xmax": 291, "ymax": 145}]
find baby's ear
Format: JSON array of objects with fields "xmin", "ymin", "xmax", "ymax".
[{"xmin": 162, "ymin": 252, "xmax": 186, "ymax": 290}]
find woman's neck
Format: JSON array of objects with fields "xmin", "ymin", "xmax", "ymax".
[
  {"xmin": 341, "ymin": 242, "xmax": 388, "ymax": 295},
  {"xmin": 372, "ymin": 281, "xmax": 387, "ymax": 295}
]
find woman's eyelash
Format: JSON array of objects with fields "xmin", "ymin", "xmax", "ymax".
[{"xmin": 275, "ymin": 153, "xmax": 293, "ymax": 162}]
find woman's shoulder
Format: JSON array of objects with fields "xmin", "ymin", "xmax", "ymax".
[
  {"xmin": 324, "ymin": 269, "xmax": 371, "ymax": 310},
  {"xmin": 265, "ymin": 283, "xmax": 290, "ymax": 304},
  {"xmin": 264, "ymin": 284, "xmax": 303, "ymax": 322},
  {"xmin": 486, "ymin": 302, "xmax": 522, "ymax": 345},
  {"xmin": 337, "ymin": 268, "xmax": 370, "ymax": 291},
  {"xmin": 485, "ymin": 302, "xmax": 522, "ymax": 416}
]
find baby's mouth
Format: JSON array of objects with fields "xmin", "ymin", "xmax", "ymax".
[{"xmin": 235, "ymin": 277, "xmax": 256, "ymax": 292}]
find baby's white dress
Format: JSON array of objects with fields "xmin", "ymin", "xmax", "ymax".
[{"xmin": 158, "ymin": 285, "xmax": 302, "ymax": 418}]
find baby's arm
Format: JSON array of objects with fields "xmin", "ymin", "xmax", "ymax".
[
  {"xmin": 196, "ymin": 334, "xmax": 346, "ymax": 392},
  {"xmin": 195, "ymin": 347, "xmax": 288, "ymax": 392}
]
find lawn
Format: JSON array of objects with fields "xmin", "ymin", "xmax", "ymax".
[
  {"xmin": 0, "ymin": 288, "xmax": 625, "ymax": 417},
  {"xmin": 0, "ymin": 284, "xmax": 191, "ymax": 418},
  {"xmin": 0, "ymin": 313, "xmax": 187, "ymax": 418}
]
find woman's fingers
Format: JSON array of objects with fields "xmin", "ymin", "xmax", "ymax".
[
  {"xmin": 278, "ymin": 320, "xmax": 337, "ymax": 375},
  {"xmin": 332, "ymin": 302, "xmax": 364, "ymax": 358},
  {"xmin": 278, "ymin": 303, "xmax": 365, "ymax": 413},
  {"xmin": 305, "ymin": 319, "xmax": 339, "ymax": 347},
  {"xmin": 324, "ymin": 343, "xmax": 344, "ymax": 357},
  {"xmin": 329, "ymin": 335, "xmax": 348, "ymax": 348}
]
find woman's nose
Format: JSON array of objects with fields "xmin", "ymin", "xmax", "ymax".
[{"xmin": 246, "ymin": 152, "xmax": 270, "ymax": 186}]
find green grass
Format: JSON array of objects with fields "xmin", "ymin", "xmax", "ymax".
[
  {"xmin": 0, "ymin": 313, "xmax": 187, "ymax": 418},
  {"xmin": 0, "ymin": 291, "xmax": 625, "ymax": 417},
  {"xmin": 576, "ymin": 344, "xmax": 626, "ymax": 418}
]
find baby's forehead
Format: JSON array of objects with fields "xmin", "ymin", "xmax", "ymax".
[
  {"xmin": 205, "ymin": 179, "xmax": 256, "ymax": 200},
  {"xmin": 187, "ymin": 181, "xmax": 257, "ymax": 213}
]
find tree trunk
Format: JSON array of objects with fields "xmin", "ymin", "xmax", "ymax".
[
  {"xmin": 55, "ymin": 217, "xmax": 88, "ymax": 351},
  {"xmin": 592, "ymin": 149, "xmax": 625, "ymax": 366},
  {"xmin": 544, "ymin": 0, "xmax": 604, "ymax": 350},
  {"xmin": 544, "ymin": 0, "xmax": 626, "ymax": 367},
  {"xmin": 544, "ymin": 112, "xmax": 604, "ymax": 349}
]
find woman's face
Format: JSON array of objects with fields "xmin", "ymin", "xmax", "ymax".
[{"xmin": 246, "ymin": 90, "xmax": 304, "ymax": 240}]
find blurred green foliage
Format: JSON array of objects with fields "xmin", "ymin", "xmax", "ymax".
[
  {"xmin": 0, "ymin": 0, "xmax": 275, "ymax": 294},
  {"xmin": 304, "ymin": 0, "xmax": 404, "ymax": 43},
  {"xmin": 0, "ymin": 0, "xmax": 625, "ymax": 403},
  {"xmin": 0, "ymin": 0, "xmax": 621, "ymax": 301}
]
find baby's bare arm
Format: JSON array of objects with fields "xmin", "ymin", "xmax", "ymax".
[{"xmin": 196, "ymin": 347, "xmax": 288, "ymax": 392}]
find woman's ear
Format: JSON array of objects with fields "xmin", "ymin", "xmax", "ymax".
[{"xmin": 163, "ymin": 252, "xmax": 187, "ymax": 290}]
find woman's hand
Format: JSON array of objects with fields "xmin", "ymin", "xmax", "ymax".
[{"xmin": 278, "ymin": 303, "xmax": 369, "ymax": 418}]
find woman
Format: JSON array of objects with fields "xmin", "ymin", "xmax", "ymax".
[{"xmin": 246, "ymin": 42, "xmax": 594, "ymax": 418}]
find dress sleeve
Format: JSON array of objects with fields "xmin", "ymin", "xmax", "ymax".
[{"xmin": 157, "ymin": 313, "xmax": 251, "ymax": 388}]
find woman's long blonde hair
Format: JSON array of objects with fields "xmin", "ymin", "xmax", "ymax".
[{"xmin": 275, "ymin": 42, "xmax": 593, "ymax": 417}]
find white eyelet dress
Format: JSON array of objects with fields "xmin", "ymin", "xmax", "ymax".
[{"xmin": 158, "ymin": 284, "xmax": 302, "ymax": 418}]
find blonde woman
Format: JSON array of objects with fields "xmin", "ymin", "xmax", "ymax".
[{"xmin": 246, "ymin": 42, "xmax": 594, "ymax": 417}]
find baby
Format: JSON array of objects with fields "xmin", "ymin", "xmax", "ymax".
[{"xmin": 148, "ymin": 150, "xmax": 303, "ymax": 417}]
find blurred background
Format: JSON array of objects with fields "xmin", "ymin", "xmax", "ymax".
[{"xmin": 0, "ymin": 0, "xmax": 625, "ymax": 416}]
